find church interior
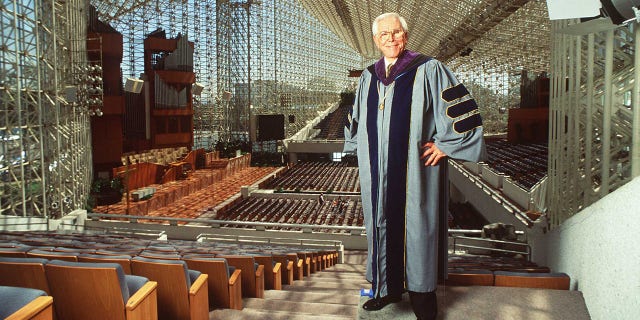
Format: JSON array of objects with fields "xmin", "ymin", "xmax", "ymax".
[{"xmin": 0, "ymin": 0, "xmax": 639, "ymax": 319}]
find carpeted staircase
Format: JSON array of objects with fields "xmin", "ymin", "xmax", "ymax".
[{"xmin": 209, "ymin": 251, "xmax": 369, "ymax": 320}]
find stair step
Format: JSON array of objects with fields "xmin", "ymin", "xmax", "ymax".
[
  {"xmin": 326, "ymin": 264, "xmax": 367, "ymax": 272},
  {"xmin": 291, "ymin": 279, "xmax": 369, "ymax": 289},
  {"xmin": 242, "ymin": 297, "xmax": 358, "ymax": 318},
  {"xmin": 310, "ymin": 272, "xmax": 366, "ymax": 279},
  {"xmin": 210, "ymin": 308, "xmax": 354, "ymax": 320},
  {"xmin": 264, "ymin": 289, "xmax": 361, "ymax": 305}
]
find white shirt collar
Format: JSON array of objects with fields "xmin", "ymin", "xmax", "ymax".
[{"xmin": 384, "ymin": 57, "xmax": 397, "ymax": 70}]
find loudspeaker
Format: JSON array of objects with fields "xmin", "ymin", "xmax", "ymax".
[
  {"xmin": 257, "ymin": 114, "xmax": 285, "ymax": 141},
  {"xmin": 601, "ymin": 0, "xmax": 640, "ymax": 24},
  {"xmin": 124, "ymin": 77, "xmax": 144, "ymax": 93},
  {"xmin": 192, "ymin": 82, "xmax": 205, "ymax": 95}
]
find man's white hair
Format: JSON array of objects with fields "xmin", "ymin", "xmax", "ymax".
[{"xmin": 372, "ymin": 12, "xmax": 408, "ymax": 36}]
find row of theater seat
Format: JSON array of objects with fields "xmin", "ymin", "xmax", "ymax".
[
  {"xmin": 0, "ymin": 285, "xmax": 52, "ymax": 320},
  {"xmin": 447, "ymin": 269, "xmax": 570, "ymax": 290},
  {"xmin": 94, "ymin": 166, "xmax": 278, "ymax": 218},
  {"xmin": 266, "ymin": 161, "xmax": 360, "ymax": 192},
  {"xmin": 484, "ymin": 139, "xmax": 548, "ymax": 190},
  {"xmin": 0, "ymin": 256, "xmax": 201, "ymax": 320},
  {"xmin": 215, "ymin": 197, "xmax": 364, "ymax": 231},
  {"xmin": 313, "ymin": 106, "xmax": 351, "ymax": 140},
  {"xmin": 0, "ymin": 231, "xmax": 339, "ymax": 319}
]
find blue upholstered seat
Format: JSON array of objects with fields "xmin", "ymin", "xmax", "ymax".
[
  {"xmin": 46, "ymin": 260, "xmax": 149, "ymax": 303},
  {"xmin": 0, "ymin": 256, "xmax": 48, "ymax": 264},
  {"xmin": 493, "ymin": 271, "xmax": 569, "ymax": 277},
  {"xmin": 0, "ymin": 285, "xmax": 47, "ymax": 318},
  {"xmin": 131, "ymin": 256, "xmax": 197, "ymax": 287}
]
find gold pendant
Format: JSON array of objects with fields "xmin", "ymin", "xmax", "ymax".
[{"xmin": 379, "ymin": 103, "xmax": 384, "ymax": 110}]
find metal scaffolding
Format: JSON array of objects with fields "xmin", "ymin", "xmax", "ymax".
[
  {"xmin": 6, "ymin": 0, "xmax": 637, "ymax": 228},
  {"xmin": 216, "ymin": 0, "xmax": 363, "ymax": 140},
  {"xmin": 548, "ymin": 20, "xmax": 640, "ymax": 226},
  {"xmin": 1, "ymin": 0, "xmax": 93, "ymax": 218}
]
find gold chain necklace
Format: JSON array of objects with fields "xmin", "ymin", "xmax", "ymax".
[{"xmin": 376, "ymin": 80, "xmax": 395, "ymax": 110}]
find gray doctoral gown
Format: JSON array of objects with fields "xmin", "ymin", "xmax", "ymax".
[{"xmin": 344, "ymin": 51, "xmax": 486, "ymax": 297}]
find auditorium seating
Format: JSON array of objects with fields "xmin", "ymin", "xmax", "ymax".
[
  {"xmin": 0, "ymin": 286, "xmax": 52, "ymax": 320},
  {"xmin": 26, "ymin": 249, "xmax": 79, "ymax": 262},
  {"xmin": 45, "ymin": 260, "xmax": 158, "ymax": 320},
  {"xmin": 494, "ymin": 271, "xmax": 570, "ymax": 290},
  {"xmin": 445, "ymin": 269, "xmax": 571, "ymax": 290},
  {"xmin": 447, "ymin": 269, "xmax": 495, "ymax": 286},
  {"xmin": 183, "ymin": 256, "xmax": 243, "ymax": 310},
  {"xmin": 312, "ymin": 105, "xmax": 351, "ymax": 140},
  {"xmin": 78, "ymin": 254, "xmax": 134, "ymax": 274},
  {"xmin": 0, "ymin": 230, "xmax": 341, "ymax": 315},
  {"xmin": 0, "ymin": 247, "xmax": 31, "ymax": 258},
  {"xmin": 95, "ymin": 164, "xmax": 277, "ymax": 219},
  {"xmin": 0, "ymin": 258, "xmax": 51, "ymax": 294},
  {"xmin": 483, "ymin": 139, "xmax": 547, "ymax": 190},
  {"xmin": 131, "ymin": 257, "xmax": 208, "ymax": 320},
  {"xmin": 272, "ymin": 253, "xmax": 295, "ymax": 285},
  {"xmin": 215, "ymin": 196, "xmax": 364, "ymax": 231},
  {"xmin": 217, "ymin": 255, "xmax": 265, "ymax": 298},
  {"xmin": 252, "ymin": 254, "xmax": 282, "ymax": 290},
  {"xmin": 265, "ymin": 161, "xmax": 360, "ymax": 192}
]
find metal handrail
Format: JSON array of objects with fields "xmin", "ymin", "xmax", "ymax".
[
  {"xmin": 451, "ymin": 235, "xmax": 531, "ymax": 260},
  {"xmin": 197, "ymin": 233, "xmax": 343, "ymax": 249},
  {"xmin": 87, "ymin": 212, "xmax": 366, "ymax": 233}
]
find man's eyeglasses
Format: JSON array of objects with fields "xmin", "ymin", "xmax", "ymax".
[{"xmin": 377, "ymin": 30, "xmax": 405, "ymax": 41}]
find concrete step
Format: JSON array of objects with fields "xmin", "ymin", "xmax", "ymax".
[
  {"xmin": 310, "ymin": 271, "xmax": 366, "ymax": 279},
  {"xmin": 242, "ymin": 297, "xmax": 358, "ymax": 318},
  {"xmin": 210, "ymin": 308, "xmax": 354, "ymax": 320},
  {"xmin": 264, "ymin": 288, "xmax": 361, "ymax": 305},
  {"xmin": 325, "ymin": 263, "xmax": 367, "ymax": 273},
  {"xmin": 288, "ymin": 279, "xmax": 370, "ymax": 290}
]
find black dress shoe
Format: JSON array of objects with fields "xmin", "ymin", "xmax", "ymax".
[
  {"xmin": 362, "ymin": 294, "xmax": 402, "ymax": 311},
  {"xmin": 409, "ymin": 291, "xmax": 437, "ymax": 320}
]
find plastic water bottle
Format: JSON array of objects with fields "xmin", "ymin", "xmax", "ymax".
[{"xmin": 360, "ymin": 288, "xmax": 374, "ymax": 297}]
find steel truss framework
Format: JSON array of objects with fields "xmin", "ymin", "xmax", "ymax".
[
  {"xmin": 1, "ymin": 0, "xmax": 93, "ymax": 218},
  {"xmin": 1, "ymin": 0, "xmax": 362, "ymax": 218},
  {"xmin": 216, "ymin": 0, "xmax": 363, "ymax": 140},
  {"xmin": 548, "ymin": 21, "xmax": 640, "ymax": 226},
  {"xmin": 6, "ymin": 0, "xmax": 638, "ymax": 227}
]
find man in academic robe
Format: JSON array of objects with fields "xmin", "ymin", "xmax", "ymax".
[{"xmin": 343, "ymin": 12, "xmax": 486, "ymax": 320}]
